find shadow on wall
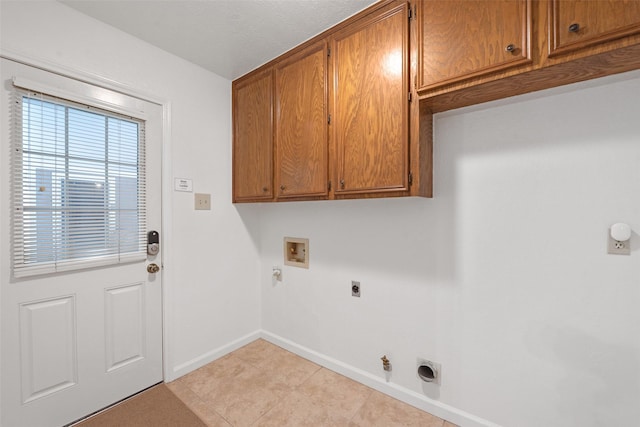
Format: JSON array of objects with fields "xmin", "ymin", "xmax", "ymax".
[{"xmin": 434, "ymin": 69, "xmax": 640, "ymax": 158}]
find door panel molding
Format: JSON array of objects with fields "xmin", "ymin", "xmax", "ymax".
[
  {"xmin": 19, "ymin": 295, "xmax": 78, "ymax": 403},
  {"xmin": 105, "ymin": 283, "xmax": 146, "ymax": 372}
]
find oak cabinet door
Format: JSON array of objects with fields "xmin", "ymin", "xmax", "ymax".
[
  {"xmin": 275, "ymin": 41, "xmax": 329, "ymax": 199},
  {"xmin": 418, "ymin": 0, "xmax": 531, "ymax": 90},
  {"xmin": 332, "ymin": 0, "xmax": 409, "ymax": 196},
  {"xmin": 549, "ymin": 0, "xmax": 640, "ymax": 57},
  {"xmin": 233, "ymin": 70, "xmax": 274, "ymax": 202}
]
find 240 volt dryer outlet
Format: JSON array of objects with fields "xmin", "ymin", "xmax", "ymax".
[{"xmin": 352, "ymin": 281, "xmax": 360, "ymax": 297}]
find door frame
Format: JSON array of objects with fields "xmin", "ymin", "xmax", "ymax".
[{"xmin": 0, "ymin": 48, "xmax": 176, "ymax": 403}]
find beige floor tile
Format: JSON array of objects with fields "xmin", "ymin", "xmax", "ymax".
[
  {"xmin": 170, "ymin": 340, "xmax": 449, "ymax": 427},
  {"xmin": 232, "ymin": 339, "xmax": 287, "ymax": 367},
  {"xmin": 297, "ymin": 368, "xmax": 373, "ymax": 420},
  {"xmin": 349, "ymin": 390, "xmax": 445, "ymax": 427},
  {"xmin": 257, "ymin": 348, "xmax": 321, "ymax": 388},
  {"xmin": 200, "ymin": 363, "xmax": 293, "ymax": 427},
  {"xmin": 167, "ymin": 380, "xmax": 232, "ymax": 427},
  {"xmin": 233, "ymin": 339, "xmax": 321, "ymax": 388},
  {"xmin": 180, "ymin": 354, "xmax": 250, "ymax": 396},
  {"xmin": 253, "ymin": 390, "xmax": 351, "ymax": 426}
]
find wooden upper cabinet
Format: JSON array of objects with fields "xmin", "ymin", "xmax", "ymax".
[
  {"xmin": 275, "ymin": 41, "xmax": 329, "ymax": 200},
  {"xmin": 332, "ymin": 0, "xmax": 409, "ymax": 196},
  {"xmin": 232, "ymin": 69, "xmax": 273, "ymax": 202},
  {"xmin": 549, "ymin": 0, "xmax": 640, "ymax": 57},
  {"xmin": 418, "ymin": 0, "xmax": 532, "ymax": 91}
]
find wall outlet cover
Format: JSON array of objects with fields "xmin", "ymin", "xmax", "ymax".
[
  {"xmin": 351, "ymin": 280, "xmax": 360, "ymax": 297},
  {"xmin": 607, "ymin": 231, "xmax": 630, "ymax": 255}
]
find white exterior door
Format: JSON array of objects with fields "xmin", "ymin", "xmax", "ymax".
[{"xmin": 0, "ymin": 59, "xmax": 164, "ymax": 427}]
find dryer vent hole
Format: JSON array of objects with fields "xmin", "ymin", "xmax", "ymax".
[{"xmin": 418, "ymin": 364, "xmax": 436, "ymax": 382}]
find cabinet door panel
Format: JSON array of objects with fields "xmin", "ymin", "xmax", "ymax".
[
  {"xmin": 333, "ymin": 1, "xmax": 409, "ymax": 195},
  {"xmin": 233, "ymin": 70, "xmax": 273, "ymax": 202},
  {"xmin": 275, "ymin": 42, "xmax": 328, "ymax": 199},
  {"xmin": 549, "ymin": 0, "xmax": 640, "ymax": 56},
  {"xmin": 419, "ymin": 0, "xmax": 531, "ymax": 90}
]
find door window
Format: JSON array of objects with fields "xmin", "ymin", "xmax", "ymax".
[{"xmin": 12, "ymin": 90, "xmax": 147, "ymax": 277}]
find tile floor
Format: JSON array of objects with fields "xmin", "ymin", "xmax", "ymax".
[{"xmin": 167, "ymin": 339, "xmax": 457, "ymax": 427}]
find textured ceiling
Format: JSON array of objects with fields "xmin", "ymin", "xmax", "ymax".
[{"xmin": 60, "ymin": 0, "xmax": 378, "ymax": 80}]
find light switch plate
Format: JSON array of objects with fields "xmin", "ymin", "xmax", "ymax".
[{"xmin": 195, "ymin": 193, "xmax": 211, "ymax": 210}]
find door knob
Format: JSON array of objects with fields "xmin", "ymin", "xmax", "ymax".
[{"xmin": 147, "ymin": 263, "xmax": 160, "ymax": 273}]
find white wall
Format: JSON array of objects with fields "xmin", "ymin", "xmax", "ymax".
[
  {"xmin": 0, "ymin": 0, "xmax": 261, "ymax": 380},
  {"xmin": 258, "ymin": 72, "xmax": 640, "ymax": 427}
]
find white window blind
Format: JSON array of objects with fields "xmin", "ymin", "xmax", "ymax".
[{"xmin": 12, "ymin": 87, "xmax": 147, "ymax": 277}]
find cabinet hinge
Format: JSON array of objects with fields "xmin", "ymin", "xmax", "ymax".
[
  {"xmin": 408, "ymin": 5, "xmax": 413, "ymax": 20},
  {"xmin": 328, "ymin": 114, "xmax": 331, "ymax": 124},
  {"xmin": 328, "ymin": 180, "xmax": 332, "ymax": 191},
  {"xmin": 327, "ymin": 47, "xmax": 331, "ymax": 57},
  {"xmin": 408, "ymin": 92, "xmax": 412, "ymax": 103},
  {"xmin": 409, "ymin": 172, "xmax": 413, "ymax": 186}
]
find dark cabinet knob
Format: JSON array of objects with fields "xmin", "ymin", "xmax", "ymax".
[
  {"xmin": 340, "ymin": 179, "xmax": 345, "ymax": 189},
  {"xmin": 505, "ymin": 44, "xmax": 516, "ymax": 53},
  {"xmin": 280, "ymin": 184, "xmax": 286, "ymax": 191},
  {"xmin": 262, "ymin": 186, "xmax": 268, "ymax": 192},
  {"xmin": 568, "ymin": 23, "xmax": 580, "ymax": 33}
]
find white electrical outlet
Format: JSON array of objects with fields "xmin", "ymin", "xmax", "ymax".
[{"xmin": 607, "ymin": 232, "xmax": 630, "ymax": 255}]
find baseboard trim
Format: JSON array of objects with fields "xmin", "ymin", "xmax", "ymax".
[
  {"xmin": 168, "ymin": 330, "xmax": 261, "ymax": 381},
  {"xmin": 260, "ymin": 330, "xmax": 500, "ymax": 427}
]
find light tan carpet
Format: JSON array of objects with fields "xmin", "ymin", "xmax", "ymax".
[{"xmin": 74, "ymin": 383, "xmax": 207, "ymax": 427}]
